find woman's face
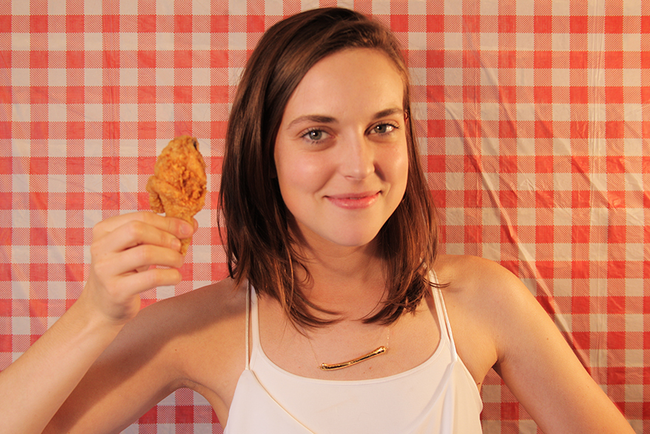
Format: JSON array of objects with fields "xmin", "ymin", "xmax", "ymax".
[{"xmin": 274, "ymin": 48, "xmax": 409, "ymax": 251}]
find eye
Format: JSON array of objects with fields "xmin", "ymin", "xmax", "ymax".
[
  {"xmin": 301, "ymin": 128, "xmax": 329, "ymax": 143},
  {"xmin": 370, "ymin": 123, "xmax": 398, "ymax": 135}
]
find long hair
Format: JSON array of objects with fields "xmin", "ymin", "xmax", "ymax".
[{"xmin": 218, "ymin": 7, "xmax": 440, "ymax": 328}]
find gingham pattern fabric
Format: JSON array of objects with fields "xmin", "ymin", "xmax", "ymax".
[{"xmin": 0, "ymin": 0, "xmax": 646, "ymax": 433}]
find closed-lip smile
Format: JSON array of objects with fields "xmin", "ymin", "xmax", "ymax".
[{"xmin": 325, "ymin": 191, "xmax": 381, "ymax": 209}]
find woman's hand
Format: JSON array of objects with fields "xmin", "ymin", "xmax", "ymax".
[{"xmin": 81, "ymin": 211, "xmax": 195, "ymax": 325}]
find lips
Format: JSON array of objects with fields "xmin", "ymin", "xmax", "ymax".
[{"xmin": 325, "ymin": 191, "xmax": 381, "ymax": 209}]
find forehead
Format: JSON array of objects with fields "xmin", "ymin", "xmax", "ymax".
[{"xmin": 283, "ymin": 48, "xmax": 406, "ymax": 118}]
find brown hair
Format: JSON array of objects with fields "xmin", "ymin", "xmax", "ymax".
[{"xmin": 218, "ymin": 7, "xmax": 439, "ymax": 328}]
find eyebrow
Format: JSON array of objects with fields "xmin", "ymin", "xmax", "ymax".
[{"xmin": 286, "ymin": 107, "xmax": 404, "ymax": 129}]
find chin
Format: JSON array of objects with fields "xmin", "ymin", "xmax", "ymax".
[
  {"xmin": 293, "ymin": 216, "xmax": 387, "ymax": 251},
  {"xmin": 323, "ymin": 229, "xmax": 382, "ymax": 249}
]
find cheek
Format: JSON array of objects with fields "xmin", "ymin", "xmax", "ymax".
[
  {"xmin": 275, "ymin": 150, "xmax": 328, "ymax": 202},
  {"xmin": 397, "ymin": 148, "xmax": 409, "ymax": 180},
  {"xmin": 383, "ymin": 142, "xmax": 409, "ymax": 187}
]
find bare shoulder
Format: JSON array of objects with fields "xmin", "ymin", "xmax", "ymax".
[
  {"xmin": 434, "ymin": 254, "xmax": 521, "ymax": 295},
  {"xmin": 434, "ymin": 255, "xmax": 635, "ymax": 432},
  {"xmin": 436, "ymin": 253, "xmax": 551, "ymax": 333},
  {"xmin": 433, "ymin": 254, "xmax": 537, "ymax": 320},
  {"xmin": 432, "ymin": 254, "xmax": 544, "ymax": 387},
  {"xmin": 434, "ymin": 255, "xmax": 635, "ymax": 433}
]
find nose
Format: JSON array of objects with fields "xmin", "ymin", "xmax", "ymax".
[{"xmin": 338, "ymin": 132, "xmax": 375, "ymax": 180}]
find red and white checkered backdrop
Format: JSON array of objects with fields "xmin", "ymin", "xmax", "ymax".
[{"xmin": 0, "ymin": 0, "xmax": 647, "ymax": 432}]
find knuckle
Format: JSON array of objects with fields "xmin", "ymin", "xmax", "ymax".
[
  {"xmin": 140, "ymin": 211, "xmax": 157, "ymax": 225},
  {"xmin": 136, "ymin": 244, "xmax": 156, "ymax": 264},
  {"xmin": 89, "ymin": 242, "xmax": 102, "ymax": 259},
  {"xmin": 168, "ymin": 234, "xmax": 181, "ymax": 251},
  {"xmin": 163, "ymin": 217, "xmax": 177, "ymax": 235},
  {"xmin": 147, "ymin": 271, "xmax": 164, "ymax": 288},
  {"xmin": 125, "ymin": 220, "xmax": 146, "ymax": 240},
  {"xmin": 91, "ymin": 221, "xmax": 108, "ymax": 242},
  {"xmin": 147, "ymin": 268, "xmax": 179, "ymax": 288},
  {"xmin": 91, "ymin": 257, "xmax": 112, "ymax": 281},
  {"xmin": 168, "ymin": 269, "xmax": 183, "ymax": 286},
  {"xmin": 173, "ymin": 255, "xmax": 185, "ymax": 270}
]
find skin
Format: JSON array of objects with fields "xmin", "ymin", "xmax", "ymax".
[
  {"xmin": 0, "ymin": 48, "xmax": 634, "ymax": 434},
  {"xmin": 274, "ymin": 48, "xmax": 409, "ymax": 252}
]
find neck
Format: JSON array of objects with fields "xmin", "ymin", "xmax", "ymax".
[{"xmin": 294, "ymin": 241, "xmax": 387, "ymax": 320}]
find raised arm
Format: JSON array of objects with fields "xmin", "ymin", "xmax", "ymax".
[{"xmin": 0, "ymin": 212, "xmax": 194, "ymax": 434}]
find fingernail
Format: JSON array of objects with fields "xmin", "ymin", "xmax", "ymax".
[
  {"xmin": 180, "ymin": 222, "xmax": 193, "ymax": 237},
  {"xmin": 172, "ymin": 238, "xmax": 182, "ymax": 251}
]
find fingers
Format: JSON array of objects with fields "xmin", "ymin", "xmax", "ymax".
[
  {"xmin": 93, "ymin": 211, "xmax": 194, "ymax": 246},
  {"xmin": 93, "ymin": 213, "xmax": 194, "ymax": 255},
  {"xmin": 90, "ymin": 212, "xmax": 196, "ymax": 284},
  {"xmin": 92, "ymin": 212, "xmax": 199, "ymax": 281},
  {"xmin": 82, "ymin": 212, "xmax": 198, "ymax": 324},
  {"xmin": 93, "ymin": 243, "xmax": 185, "ymax": 283},
  {"xmin": 95, "ymin": 220, "xmax": 180, "ymax": 258},
  {"xmin": 107, "ymin": 264, "xmax": 183, "ymax": 300}
]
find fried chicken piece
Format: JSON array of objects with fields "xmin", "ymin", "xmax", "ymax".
[{"xmin": 146, "ymin": 136, "xmax": 207, "ymax": 255}]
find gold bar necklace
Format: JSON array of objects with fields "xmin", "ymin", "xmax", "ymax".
[{"xmin": 319, "ymin": 345, "xmax": 387, "ymax": 371}]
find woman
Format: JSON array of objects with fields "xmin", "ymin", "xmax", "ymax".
[{"xmin": 0, "ymin": 7, "xmax": 634, "ymax": 433}]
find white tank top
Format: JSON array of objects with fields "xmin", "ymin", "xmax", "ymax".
[{"xmin": 225, "ymin": 281, "xmax": 483, "ymax": 433}]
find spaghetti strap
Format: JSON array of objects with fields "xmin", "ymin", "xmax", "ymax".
[
  {"xmin": 245, "ymin": 281, "xmax": 251, "ymax": 369},
  {"xmin": 430, "ymin": 271, "xmax": 458, "ymax": 360},
  {"xmin": 225, "ymin": 273, "xmax": 483, "ymax": 433}
]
